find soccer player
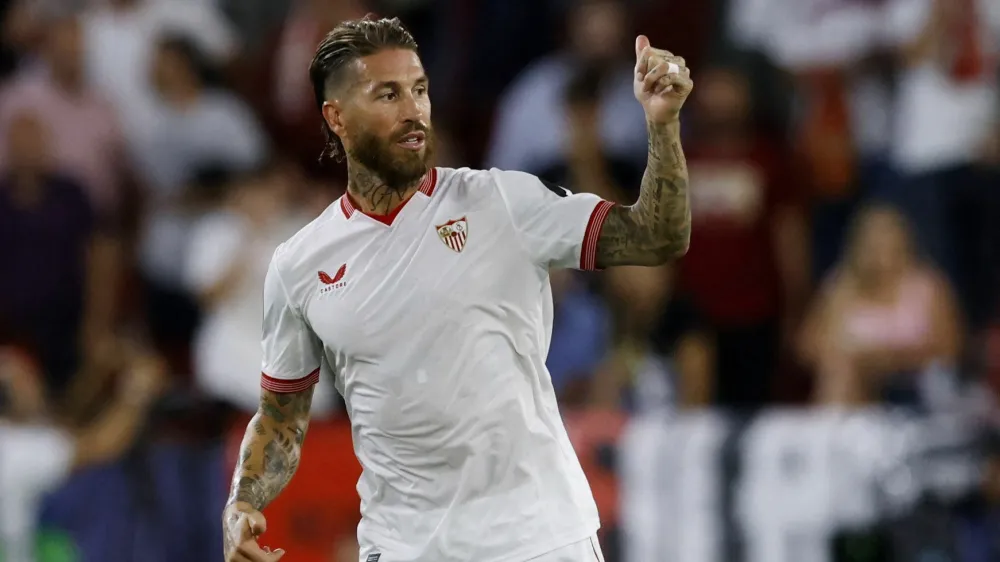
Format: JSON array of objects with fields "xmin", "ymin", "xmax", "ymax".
[{"xmin": 222, "ymin": 16, "xmax": 693, "ymax": 562}]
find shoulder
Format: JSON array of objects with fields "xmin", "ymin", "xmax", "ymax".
[
  {"xmin": 269, "ymin": 200, "xmax": 345, "ymax": 277},
  {"xmin": 435, "ymin": 166, "xmax": 507, "ymax": 200},
  {"xmin": 487, "ymin": 168, "xmax": 570, "ymax": 199},
  {"xmin": 440, "ymin": 167, "xmax": 565, "ymax": 201}
]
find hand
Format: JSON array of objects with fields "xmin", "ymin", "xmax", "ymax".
[
  {"xmin": 633, "ymin": 35, "xmax": 693, "ymax": 123},
  {"xmin": 223, "ymin": 504, "xmax": 285, "ymax": 562}
]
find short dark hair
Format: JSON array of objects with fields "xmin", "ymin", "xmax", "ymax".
[{"xmin": 309, "ymin": 16, "xmax": 418, "ymax": 163}]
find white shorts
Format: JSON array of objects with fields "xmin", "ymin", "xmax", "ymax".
[{"xmin": 527, "ymin": 535, "xmax": 605, "ymax": 562}]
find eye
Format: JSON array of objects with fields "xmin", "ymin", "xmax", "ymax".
[
  {"xmin": 379, "ymin": 92, "xmax": 397, "ymax": 101},
  {"xmin": 414, "ymin": 85, "xmax": 428, "ymax": 96}
]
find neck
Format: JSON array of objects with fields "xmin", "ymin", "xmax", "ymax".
[{"xmin": 346, "ymin": 161, "xmax": 422, "ymax": 216}]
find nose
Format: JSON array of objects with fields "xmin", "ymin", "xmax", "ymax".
[{"xmin": 399, "ymin": 91, "xmax": 425, "ymax": 123}]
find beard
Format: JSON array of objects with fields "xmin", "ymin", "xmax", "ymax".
[{"xmin": 346, "ymin": 123, "xmax": 435, "ymax": 191}]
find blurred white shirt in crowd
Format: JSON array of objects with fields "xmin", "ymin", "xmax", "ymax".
[
  {"xmin": 0, "ymin": 423, "xmax": 74, "ymax": 562},
  {"xmin": 486, "ymin": 56, "xmax": 647, "ymax": 173},
  {"xmin": 136, "ymin": 92, "xmax": 267, "ymax": 289},
  {"xmin": 884, "ymin": 0, "xmax": 1000, "ymax": 174},
  {"xmin": 185, "ymin": 211, "xmax": 337, "ymax": 416},
  {"xmin": 81, "ymin": 0, "xmax": 238, "ymax": 145},
  {"xmin": 728, "ymin": 0, "xmax": 893, "ymax": 159}
]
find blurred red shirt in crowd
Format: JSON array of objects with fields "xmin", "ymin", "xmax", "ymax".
[
  {"xmin": 678, "ymin": 141, "xmax": 797, "ymax": 326},
  {"xmin": 676, "ymin": 68, "xmax": 803, "ymax": 329}
]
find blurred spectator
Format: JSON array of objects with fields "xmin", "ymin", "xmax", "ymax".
[
  {"xmin": 799, "ymin": 206, "xmax": 961, "ymax": 407},
  {"xmin": 81, "ymin": 0, "xmax": 238, "ymax": 145},
  {"xmin": 677, "ymin": 67, "xmax": 809, "ymax": 409},
  {"xmin": 239, "ymin": 0, "xmax": 367, "ymax": 177},
  {"xmin": 591, "ymin": 265, "xmax": 713, "ymax": 413},
  {"xmin": 486, "ymin": 0, "xmax": 646, "ymax": 174},
  {"xmin": 537, "ymin": 63, "xmax": 644, "ymax": 203},
  {"xmin": 0, "ymin": 345, "xmax": 164, "ymax": 562},
  {"xmin": 135, "ymin": 35, "xmax": 267, "ymax": 359},
  {"xmin": 185, "ymin": 164, "xmax": 336, "ymax": 416},
  {"xmin": 727, "ymin": 0, "xmax": 894, "ymax": 280},
  {"xmin": 546, "ymin": 268, "xmax": 611, "ymax": 404},
  {"xmin": 0, "ymin": 0, "xmax": 50, "ymax": 79},
  {"xmin": 880, "ymin": 0, "xmax": 1000, "ymax": 331},
  {"xmin": 217, "ymin": 0, "xmax": 293, "ymax": 56},
  {"xmin": 136, "ymin": 34, "xmax": 265, "ymax": 195},
  {"xmin": 0, "ymin": 111, "xmax": 119, "ymax": 400},
  {"xmin": 0, "ymin": 15, "xmax": 127, "ymax": 214}
]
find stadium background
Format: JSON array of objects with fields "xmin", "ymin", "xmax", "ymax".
[{"xmin": 0, "ymin": 0, "xmax": 999, "ymax": 561}]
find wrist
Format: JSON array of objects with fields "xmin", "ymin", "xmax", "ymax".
[
  {"xmin": 646, "ymin": 113, "xmax": 681, "ymax": 127},
  {"xmin": 224, "ymin": 500, "xmax": 257, "ymax": 513}
]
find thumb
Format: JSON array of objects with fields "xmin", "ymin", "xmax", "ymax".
[
  {"xmin": 247, "ymin": 513, "xmax": 268, "ymax": 537},
  {"xmin": 635, "ymin": 35, "xmax": 650, "ymax": 58},
  {"xmin": 272, "ymin": 549, "xmax": 286, "ymax": 560}
]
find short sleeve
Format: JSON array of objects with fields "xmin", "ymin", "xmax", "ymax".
[
  {"xmin": 260, "ymin": 249, "xmax": 322, "ymax": 393},
  {"xmin": 491, "ymin": 169, "xmax": 615, "ymax": 270}
]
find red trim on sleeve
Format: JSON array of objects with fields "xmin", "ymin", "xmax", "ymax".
[
  {"xmin": 260, "ymin": 368, "xmax": 320, "ymax": 394},
  {"xmin": 581, "ymin": 200, "xmax": 615, "ymax": 270}
]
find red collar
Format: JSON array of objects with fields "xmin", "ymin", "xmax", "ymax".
[{"xmin": 340, "ymin": 168, "xmax": 437, "ymax": 226}]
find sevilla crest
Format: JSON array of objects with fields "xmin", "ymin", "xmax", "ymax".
[{"xmin": 436, "ymin": 217, "xmax": 468, "ymax": 253}]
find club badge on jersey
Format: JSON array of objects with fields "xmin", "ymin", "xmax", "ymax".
[{"xmin": 436, "ymin": 217, "xmax": 468, "ymax": 253}]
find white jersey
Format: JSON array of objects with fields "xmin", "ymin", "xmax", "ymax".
[{"xmin": 260, "ymin": 167, "xmax": 614, "ymax": 562}]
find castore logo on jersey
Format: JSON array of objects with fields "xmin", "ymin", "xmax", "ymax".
[{"xmin": 318, "ymin": 264, "xmax": 347, "ymax": 294}]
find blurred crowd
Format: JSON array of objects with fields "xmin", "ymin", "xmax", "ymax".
[{"xmin": 0, "ymin": 0, "xmax": 998, "ymax": 561}]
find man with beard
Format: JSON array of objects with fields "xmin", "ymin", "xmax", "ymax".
[{"xmin": 221, "ymin": 16, "xmax": 693, "ymax": 562}]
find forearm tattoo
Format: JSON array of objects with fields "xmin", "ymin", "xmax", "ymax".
[
  {"xmin": 225, "ymin": 387, "xmax": 313, "ymax": 513},
  {"xmin": 596, "ymin": 119, "xmax": 691, "ymax": 267}
]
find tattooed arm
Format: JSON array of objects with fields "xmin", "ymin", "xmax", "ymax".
[
  {"xmin": 594, "ymin": 37, "xmax": 694, "ymax": 268},
  {"xmin": 222, "ymin": 387, "xmax": 314, "ymax": 560},
  {"xmin": 595, "ymin": 119, "xmax": 690, "ymax": 267}
]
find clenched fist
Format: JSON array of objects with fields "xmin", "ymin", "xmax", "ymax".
[{"xmin": 633, "ymin": 35, "xmax": 694, "ymax": 123}]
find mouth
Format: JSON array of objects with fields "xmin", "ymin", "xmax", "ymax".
[{"xmin": 396, "ymin": 131, "xmax": 426, "ymax": 151}]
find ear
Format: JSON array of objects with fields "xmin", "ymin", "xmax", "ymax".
[{"xmin": 322, "ymin": 101, "xmax": 345, "ymax": 139}]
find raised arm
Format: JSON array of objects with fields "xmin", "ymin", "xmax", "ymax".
[{"xmin": 596, "ymin": 36, "xmax": 694, "ymax": 268}]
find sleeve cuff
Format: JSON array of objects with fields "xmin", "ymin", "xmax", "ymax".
[
  {"xmin": 260, "ymin": 368, "xmax": 320, "ymax": 394},
  {"xmin": 580, "ymin": 200, "xmax": 615, "ymax": 271}
]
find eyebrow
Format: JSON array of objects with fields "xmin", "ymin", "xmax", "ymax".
[{"xmin": 371, "ymin": 76, "xmax": 429, "ymax": 91}]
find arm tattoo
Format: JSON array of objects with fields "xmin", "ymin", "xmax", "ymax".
[
  {"xmin": 225, "ymin": 387, "xmax": 315, "ymax": 514},
  {"xmin": 596, "ymin": 119, "xmax": 691, "ymax": 267}
]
